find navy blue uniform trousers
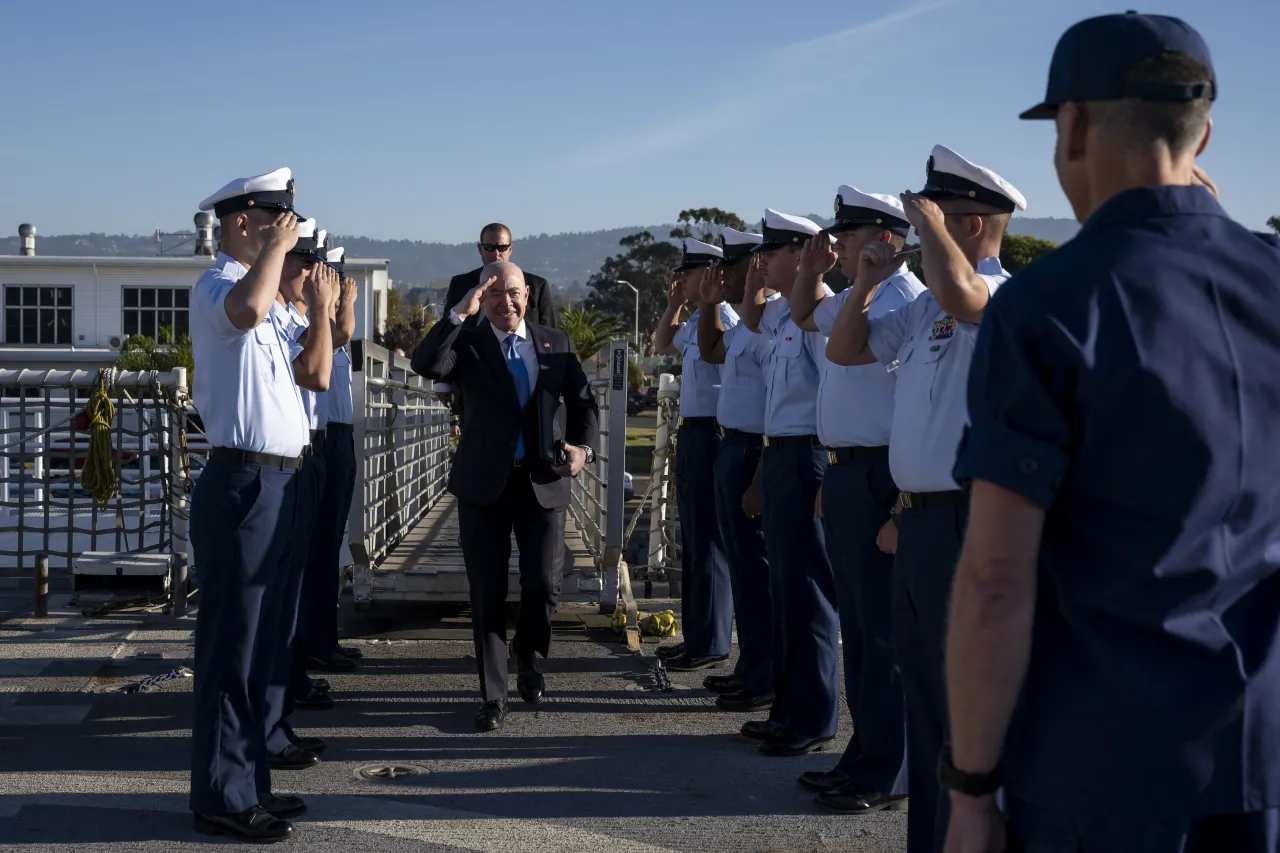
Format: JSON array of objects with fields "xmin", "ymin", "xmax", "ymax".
[
  {"xmin": 713, "ymin": 429, "xmax": 773, "ymax": 694},
  {"xmin": 299, "ymin": 423, "xmax": 357, "ymax": 659},
  {"xmin": 823, "ymin": 448, "xmax": 908, "ymax": 794},
  {"xmin": 189, "ymin": 455, "xmax": 300, "ymax": 815},
  {"xmin": 1007, "ymin": 800, "xmax": 1280, "ymax": 853},
  {"xmin": 760, "ymin": 436, "xmax": 840, "ymax": 740},
  {"xmin": 894, "ymin": 493, "xmax": 968, "ymax": 853},
  {"xmin": 265, "ymin": 446, "xmax": 324, "ymax": 755},
  {"xmin": 674, "ymin": 418, "xmax": 732, "ymax": 658}
]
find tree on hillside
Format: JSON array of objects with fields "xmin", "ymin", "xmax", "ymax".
[
  {"xmin": 1268, "ymin": 215, "xmax": 1279, "ymax": 234},
  {"xmin": 558, "ymin": 306, "xmax": 629, "ymax": 362},
  {"xmin": 376, "ymin": 288, "xmax": 437, "ymax": 355},
  {"xmin": 586, "ymin": 231, "xmax": 681, "ymax": 355},
  {"xmin": 1001, "ymin": 234, "xmax": 1059, "ymax": 273},
  {"xmin": 670, "ymin": 208, "xmax": 748, "ymax": 243}
]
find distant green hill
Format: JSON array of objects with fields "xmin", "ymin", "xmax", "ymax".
[{"xmin": 0, "ymin": 216, "xmax": 1080, "ymax": 293}]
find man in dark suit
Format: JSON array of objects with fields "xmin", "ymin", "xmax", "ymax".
[
  {"xmin": 445, "ymin": 223, "xmax": 557, "ymax": 328},
  {"xmin": 412, "ymin": 260, "xmax": 598, "ymax": 732}
]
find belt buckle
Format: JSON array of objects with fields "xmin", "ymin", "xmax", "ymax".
[
  {"xmin": 762, "ymin": 436, "xmax": 771, "ymax": 447},
  {"xmin": 900, "ymin": 491, "xmax": 914, "ymax": 510},
  {"xmin": 827, "ymin": 450, "xmax": 837, "ymax": 464},
  {"xmin": 679, "ymin": 416, "xmax": 685, "ymax": 426}
]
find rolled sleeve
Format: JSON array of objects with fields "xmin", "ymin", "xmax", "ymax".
[
  {"xmin": 196, "ymin": 273, "xmax": 246, "ymax": 340},
  {"xmin": 953, "ymin": 305, "xmax": 1074, "ymax": 509}
]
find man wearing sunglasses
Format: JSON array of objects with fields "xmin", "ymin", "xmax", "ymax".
[{"xmin": 445, "ymin": 224, "xmax": 557, "ymax": 330}]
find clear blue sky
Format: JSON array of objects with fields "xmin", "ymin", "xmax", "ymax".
[{"xmin": 0, "ymin": 0, "xmax": 1273, "ymax": 243}]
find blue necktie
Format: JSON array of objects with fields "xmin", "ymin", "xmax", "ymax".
[{"xmin": 505, "ymin": 334, "xmax": 531, "ymax": 461}]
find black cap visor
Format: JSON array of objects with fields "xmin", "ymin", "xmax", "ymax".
[{"xmin": 1019, "ymin": 100, "xmax": 1059, "ymax": 120}]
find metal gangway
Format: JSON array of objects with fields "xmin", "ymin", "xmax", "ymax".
[{"xmin": 0, "ymin": 339, "xmax": 675, "ymax": 628}]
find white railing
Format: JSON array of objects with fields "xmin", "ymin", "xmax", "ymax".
[
  {"xmin": 567, "ymin": 339, "xmax": 630, "ymax": 612},
  {"xmin": 347, "ymin": 340, "xmax": 453, "ymax": 603},
  {"xmin": 0, "ymin": 368, "xmax": 191, "ymax": 572},
  {"xmin": 641, "ymin": 373, "xmax": 681, "ymax": 587}
]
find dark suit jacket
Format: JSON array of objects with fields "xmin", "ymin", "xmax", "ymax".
[
  {"xmin": 446, "ymin": 268, "xmax": 557, "ymax": 329},
  {"xmin": 411, "ymin": 316, "xmax": 598, "ymax": 509}
]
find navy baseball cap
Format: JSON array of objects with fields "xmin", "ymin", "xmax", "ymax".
[{"xmin": 1020, "ymin": 11, "xmax": 1216, "ymax": 120}]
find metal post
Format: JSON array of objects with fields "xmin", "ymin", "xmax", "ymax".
[
  {"xmin": 348, "ymin": 340, "xmax": 374, "ymax": 609},
  {"xmin": 648, "ymin": 373, "xmax": 677, "ymax": 592},
  {"xmin": 618, "ymin": 281, "xmax": 639, "ymax": 353},
  {"xmin": 171, "ymin": 554, "xmax": 188, "ymax": 617},
  {"xmin": 169, "ymin": 368, "xmax": 190, "ymax": 587},
  {"xmin": 600, "ymin": 340, "xmax": 629, "ymax": 614},
  {"xmin": 34, "ymin": 553, "xmax": 48, "ymax": 618}
]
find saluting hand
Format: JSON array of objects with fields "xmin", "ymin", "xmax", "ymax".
[
  {"xmin": 552, "ymin": 444, "xmax": 587, "ymax": 478},
  {"xmin": 856, "ymin": 242, "xmax": 903, "ymax": 289},
  {"xmin": 900, "ymin": 191, "xmax": 946, "ymax": 232},
  {"xmin": 261, "ymin": 211, "xmax": 300, "ymax": 253},
  {"xmin": 799, "ymin": 232, "xmax": 838, "ymax": 277},
  {"xmin": 698, "ymin": 266, "xmax": 725, "ymax": 306},
  {"xmin": 340, "ymin": 277, "xmax": 358, "ymax": 307},
  {"xmin": 455, "ymin": 275, "xmax": 497, "ymax": 319},
  {"xmin": 745, "ymin": 253, "xmax": 766, "ymax": 294},
  {"xmin": 304, "ymin": 261, "xmax": 336, "ymax": 309},
  {"xmin": 666, "ymin": 274, "xmax": 686, "ymax": 311}
]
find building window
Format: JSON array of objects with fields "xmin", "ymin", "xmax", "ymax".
[
  {"xmin": 3, "ymin": 286, "xmax": 73, "ymax": 345},
  {"xmin": 123, "ymin": 287, "xmax": 190, "ymax": 341}
]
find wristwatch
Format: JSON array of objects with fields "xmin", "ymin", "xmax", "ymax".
[
  {"xmin": 937, "ymin": 748, "xmax": 1002, "ymax": 796},
  {"xmin": 578, "ymin": 445, "xmax": 596, "ymax": 464}
]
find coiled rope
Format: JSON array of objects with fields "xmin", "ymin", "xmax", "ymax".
[{"xmin": 80, "ymin": 370, "xmax": 118, "ymax": 507}]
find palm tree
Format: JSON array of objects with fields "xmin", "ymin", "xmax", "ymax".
[{"xmin": 558, "ymin": 306, "xmax": 629, "ymax": 361}]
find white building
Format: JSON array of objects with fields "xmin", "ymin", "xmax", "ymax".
[{"xmin": 0, "ymin": 225, "xmax": 389, "ymax": 372}]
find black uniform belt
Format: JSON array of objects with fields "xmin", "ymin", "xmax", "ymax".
[
  {"xmin": 762, "ymin": 434, "xmax": 821, "ymax": 447},
  {"xmin": 721, "ymin": 427, "xmax": 763, "ymax": 439},
  {"xmin": 327, "ymin": 422, "xmax": 353, "ymax": 435},
  {"xmin": 209, "ymin": 446, "xmax": 309, "ymax": 470},
  {"xmin": 899, "ymin": 489, "xmax": 965, "ymax": 511},
  {"xmin": 827, "ymin": 445, "xmax": 889, "ymax": 465},
  {"xmin": 678, "ymin": 416, "xmax": 717, "ymax": 427},
  {"xmin": 310, "ymin": 428, "xmax": 325, "ymax": 443}
]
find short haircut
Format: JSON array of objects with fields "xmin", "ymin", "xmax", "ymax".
[
  {"xmin": 481, "ymin": 260, "xmax": 526, "ymax": 287},
  {"xmin": 480, "ymin": 223, "xmax": 512, "ymax": 243},
  {"xmin": 1091, "ymin": 53, "xmax": 1213, "ymax": 156}
]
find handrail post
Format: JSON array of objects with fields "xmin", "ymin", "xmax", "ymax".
[
  {"xmin": 168, "ymin": 367, "xmax": 190, "ymax": 598},
  {"xmin": 348, "ymin": 339, "xmax": 373, "ymax": 607},
  {"xmin": 34, "ymin": 553, "xmax": 48, "ymax": 618},
  {"xmin": 600, "ymin": 340, "xmax": 628, "ymax": 614},
  {"xmin": 649, "ymin": 373, "xmax": 678, "ymax": 593}
]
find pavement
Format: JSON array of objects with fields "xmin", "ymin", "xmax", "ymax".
[{"xmin": 0, "ymin": 590, "xmax": 908, "ymax": 852}]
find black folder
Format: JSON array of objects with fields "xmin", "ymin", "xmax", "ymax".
[{"xmin": 536, "ymin": 390, "xmax": 567, "ymax": 465}]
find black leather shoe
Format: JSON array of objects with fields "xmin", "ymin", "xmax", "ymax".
[
  {"xmin": 295, "ymin": 687, "xmax": 334, "ymax": 710},
  {"xmin": 259, "ymin": 792, "xmax": 307, "ymax": 819},
  {"xmin": 717, "ymin": 690, "xmax": 775, "ymax": 712},
  {"xmin": 269, "ymin": 743, "xmax": 320, "ymax": 770},
  {"xmin": 797, "ymin": 768, "xmax": 850, "ymax": 792},
  {"xmin": 740, "ymin": 719, "xmax": 784, "ymax": 741},
  {"xmin": 655, "ymin": 642, "xmax": 685, "ymax": 660},
  {"xmin": 815, "ymin": 786, "xmax": 909, "ymax": 815},
  {"xmin": 515, "ymin": 654, "xmax": 544, "ymax": 705},
  {"xmin": 309, "ymin": 677, "xmax": 331, "ymax": 693},
  {"xmin": 475, "ymin": 699, "xmax": 507, "ymax": 732},
  {"xmin": 306, "ymin": 650, "xmax": 356, "ymax": 672},
  {"xmin": 759, "ymin": 729, "xmax": 834, "ymax": 757},
  {"xmin": 339, "ymin": 645, "xmax": 363, "ymax": 659},
  {"xmin": 666, "ymin": 653, "xmax": 729, "ymax": 672},
  {"xmin": 193, "ymin": 806, "xmax": 292, "ymax": 842},
  {"xmin": 290, "ymin": 736, "xmax": 327, "ymax": 755},
  {"xmin": 703, "ymin": 674, "xmax": 746, "ymax": 694}
]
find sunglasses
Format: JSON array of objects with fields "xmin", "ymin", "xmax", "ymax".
[{"xmin": 479, "ymin": 242, "xmax": 512, "ymax": 253}]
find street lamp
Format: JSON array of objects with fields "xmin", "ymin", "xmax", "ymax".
[{"xmin": 617, "ymin": 280, "xmax": 639, "ymax": 355}]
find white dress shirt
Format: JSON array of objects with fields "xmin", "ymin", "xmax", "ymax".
[
  {"xmin": 449, "ymin": 310, "xmax": 540, "ymax": 389},
  {"xmin": 715, "ymin": 294, "xmax": 781, "ymax": 433},
  {"xmin": 673, "ymin": 303, "xmax": 739, "ymax": 418},
  {"xmin": 280, "ymin": 302, "xmax": 328, "ymax": 431},
  {"xmin": 813, "ymin": 266, "xmax": 927, "ymax": 448},
  {"xmin": 190, "ymin": 253, "xmax": 309, "ymax": 456}
]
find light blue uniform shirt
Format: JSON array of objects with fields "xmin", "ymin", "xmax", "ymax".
[
  {"xmin": 715, "ymin": 293, "xmax": 782, "ymax": 434},
  {"xmin": 279, "ymin": 303, "xmax": 328, "ymax": 431},
  {"xmin": 328, "ymin": 346, "xmax": 354, "ymax": 425},
  {"xmin": 673, "ymin": 303, "xmax": 739, "ymax": 418},
  {"xmin": 762, "ymin": 287, "xmax": 832, "ymax": 438},
  {"xmin": 813, "ymin": 266, "xmax": 927, "ymax": 448},
  {"xmin": 190, "ymin": 253, "xmax": 309, "ymax": 456},
  {"xmin": 867, "ymin": 257, "xmax": 1011, "ymax": 492}
]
